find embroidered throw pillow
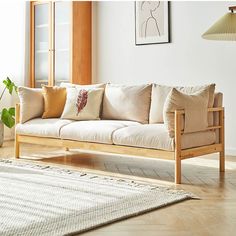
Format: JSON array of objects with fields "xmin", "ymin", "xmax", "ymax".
[{"xmin": 61, "ymin": 88, "xmax": 104, "ymax": 120}]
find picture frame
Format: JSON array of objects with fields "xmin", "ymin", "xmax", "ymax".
[{"xmin": 135, "ymin": 1, "xmax": 170, "ymax": 45}]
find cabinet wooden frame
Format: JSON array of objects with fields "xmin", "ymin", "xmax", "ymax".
[
  {"xmin": 29, "ymin": 1, "xmax": 91, "ymax": 87},
  {"xmin": 14, "ymin": 104, "xmax": 225, "ymax": 184},
  {"xmin": 30, "ymin": 1, "xmax": 52, "ymax": 87}
]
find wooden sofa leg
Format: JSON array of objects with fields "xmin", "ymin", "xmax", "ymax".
[
  {"xmin": 174, "ymin": 110, "xmax": 182, "ymax": 184},
  {"xmin": 175, "ymin": 153, "xmax": 181, "ymax": 184},
  {"xmin": 219, "ymin": 109, "xmax": 225, "ymax": 172},
  {"xmin": 220, "ymin": 151, "xmax": 225, "ymax": 172},
  {"xmin": 15, "ymin": 135, "xmax": 20, "ymax": 158}
]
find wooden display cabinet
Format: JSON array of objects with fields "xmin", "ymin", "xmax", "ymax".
[{"xmin": 30, "ymin": 1, "xmax": 91, "ymax": 87}]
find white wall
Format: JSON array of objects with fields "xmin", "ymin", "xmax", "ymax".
[
  {"xmin": 93, "ymin": 1, "xmax": 236, "ymax": 155},
  {"xmin": 0, "ymin": 1, "xmax": 27, "ymax": 139}
]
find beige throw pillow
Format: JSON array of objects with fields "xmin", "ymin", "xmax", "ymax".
[
  {"xmin": 102, "ymin": 84, "xmax": 152, "ymax": 123},
  {"xmin": 163, "ymin": 88, "xmax": 209, "ymax": 138},
  {"xmin": 18, "ymin": 87, "xmax": 44, "ymax": 123},
  {"xmin": 61, "ymin": 88, "xmax": 104, "ymax": 121},
  {"xmin": 149, "ymin": 83, "xmax": 215, "ymax": 124}
]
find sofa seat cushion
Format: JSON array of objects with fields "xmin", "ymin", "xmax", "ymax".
[
  {"xmin": 16, "ymin": 118, "xmax": 74, "ymax": 138},
  {"xmin": 60, "ymin": 120, "xmax": 141, "ymax": 144},
  {"xmin": 112, "ymin": 124, "xmax": 216, "ymax": 151}
]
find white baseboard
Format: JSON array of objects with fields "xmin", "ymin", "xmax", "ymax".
[
  {"xmin": 4, "ymin": 129, "xmax": 14, "ymax": 141},
  {"xmin": 226, "ymin": 148, "xmax": 236, "ymax": 156}
]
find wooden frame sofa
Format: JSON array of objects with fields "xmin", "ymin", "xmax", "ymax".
[{"xmin": 14, "ymin": 104, "xmax": 225, "ymax": 184}]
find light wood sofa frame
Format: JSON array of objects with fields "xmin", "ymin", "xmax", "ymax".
[{"xmin": 14, "ymin": 104, "xmax": 225, "ymax": 184}]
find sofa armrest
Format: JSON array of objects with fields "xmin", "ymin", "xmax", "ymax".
[
  {"xmin": 174, "ymin": 107, "xmax": 225, "ymax": 150},
  {"xmin": 15, "ymin": 103, "xmax": 20, "ymax": 126}
]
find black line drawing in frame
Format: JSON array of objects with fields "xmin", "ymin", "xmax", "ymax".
[
  {"xmin": 141, "ymin": 1, "xmax": 161, "ymax": 38},
  {"xmin": 135, "ymin": 1, "xmax": 170, "ymax": 45}
]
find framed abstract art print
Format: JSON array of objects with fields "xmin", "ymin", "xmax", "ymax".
[{"xmin": 135, "ymin": 1, "xmax": 170, "ymax": 45}]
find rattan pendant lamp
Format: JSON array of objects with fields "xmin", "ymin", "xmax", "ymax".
[{"xmin": 202, "ymin": 6, "xmax": 236, "ymax": 41}]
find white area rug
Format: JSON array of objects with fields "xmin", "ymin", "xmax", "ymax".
[{"xmin": 0, "ymin": 160, "xmax": 196, "ymax": 236}]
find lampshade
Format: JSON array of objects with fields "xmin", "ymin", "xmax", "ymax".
[{"xmin": 202, "ymin": 12, "xmax": 236, "ymax": 41}]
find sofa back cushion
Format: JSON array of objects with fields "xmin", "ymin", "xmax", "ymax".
[
  {"xmin": 60, "ymin": 82, "xmax": 106, "ymax": 89},
  {"xmin": 149, "ymin": 83, "xmax": 216, "ymax": 124},
  {"xmin": 61, "ymin": 87, "xmax": 104, "ymax": 121},
  {"xmin": 18, "ymin": 87, "xmax": 44, "ymax": 123},
  {"xmin": 102, "ymin": 84, "xmax": 152, "ymax": 123}
]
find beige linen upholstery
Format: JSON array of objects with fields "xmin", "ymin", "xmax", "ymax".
[
  {"xmin": 16, "ymin": 118, "xmax": 74, "ymax": 138},
  {"xmin": 102, "ymin": 84, "xmax": 152, "ymax": 123},
  {"xmin": 213, "ymin": 92, "xmax": 223, "ymax": 143},
  {"xmin": 18, "ymin": 87, "xmax": 44, "ymax": 123},
  {"xmin": 60, "ymin": 120, "xmax": 141, "ymax": 144},
  {"xmin": 113, "ymin": 124, "xmax": 174, "ymax": 150},
  {"xmin": 163, "ymin": 88, "xmax": 209, "ymax": 138},
  {"xmin": 60, "ymin": 82, "xmax": 106, "ymax": 89},
  {"xmin": 149, "ymin": 83, "xmax": 216, "ymax": 124},
  {"xmin": 112, "ymin": 124, "xmax": 216, "ymax": 151}
]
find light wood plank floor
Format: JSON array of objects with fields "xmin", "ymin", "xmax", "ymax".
[{"xmin": 1, "ymin": 141, "xmax": 236, "ymax": 236}]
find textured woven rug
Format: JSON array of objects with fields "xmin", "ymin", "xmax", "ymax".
[{"xmin": 0, "ymin": 159, "xmax": 196, "ymax": 236}]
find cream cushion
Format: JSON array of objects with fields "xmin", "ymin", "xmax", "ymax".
[
  {"xmin": 102, "ymin": 84, "xmax": 152, "ymax": 123},
  {"xmin": 16, "ymin": 118, "xmax": 73, "ymax": 138},
  {"xmin": 60, "ymin": 120, "xmax": 141, "ymax": 144},
  {"xmin": 60, "ymin": 82, "xmax": 105, "ymax": 89},
  {"xmin": 61, "ymin": 88, "xmax": 104, "ymax": 121},
  {"xmin": 112, "ymin": 124, "xmax": 216, "ymax": 151},
  {"xmin": 18, "ymin": 87, "xmax": 44, "ymax": 123},
  {"xmin": 149, "ymin": 83, "xmax": 216, "ymax": 124},
  {"xmin": 163, "ymin": 88, "xmax": 209, "ymax": 138}
]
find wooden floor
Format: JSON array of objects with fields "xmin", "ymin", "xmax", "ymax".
[{"xmin": 1, "ymin": 141, "xmax": 236, "ymax": 236}]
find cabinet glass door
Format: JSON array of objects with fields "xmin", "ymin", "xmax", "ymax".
[
  {"xmin": 54, "ymin": 1, "xmax": 71, "ymax": 86},
  {"xmin": 34, "ymin": 3, "xmax": 50, "ymax": 88}
]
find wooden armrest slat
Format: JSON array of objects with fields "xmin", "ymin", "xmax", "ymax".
[
  {"xmin": 205, "ymin": 125, "xmax": 222, "ymax": 130},
  {"xmin": 180, "ymin": 125, "xmax": 222, "ymax": 134},
  {"xmin": 208, "ymin": 107, "xmax": 224, "ymax": 112},
  {"xmin": 175, "ymin": 107, "xmax": 224, "ymax": 115}
]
